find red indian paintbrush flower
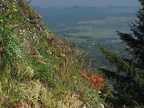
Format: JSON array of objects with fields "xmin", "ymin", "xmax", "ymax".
[
  {"xmin": 81, "ymin": 72, "xmax": 87, "ymax": 77},
  {"xmin": 97, "ymin": 77, "xmax": 104, "ymax": 82},
  {"xmin": 91, "ymin": 74, "xmax": 96, "ymax": 79},
  {"xmin": 51, "ymin": 36, "xmax": 57, "ymax": 41},
  {"xmin": 92, "ymin": 78, "xmax": 96, "ymax": 83},
  {"xmin": 91, "ymin": 83, "xmax": 95, "ymax": 88},
  {"xmin": 91, "ymin": 74, "xmax": 97, "ymax": 83}
]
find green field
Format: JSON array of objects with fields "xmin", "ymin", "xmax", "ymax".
[{"xmin": 70, "ymin": 28, "xmax": 130, "ymax": 39}]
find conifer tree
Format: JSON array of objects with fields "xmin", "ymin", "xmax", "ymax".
[{"xmin": 100, "ymin": 0, "xmax": 144, "ymax": 107}]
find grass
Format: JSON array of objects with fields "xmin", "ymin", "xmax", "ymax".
[{"xmin": 0, "ymin": 0, "xmax": 113, "ymax": 107}]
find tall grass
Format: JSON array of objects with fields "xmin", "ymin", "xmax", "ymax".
[{"xmin": 0, "ymin": 0, "xmax": 113, "ymax": 107}]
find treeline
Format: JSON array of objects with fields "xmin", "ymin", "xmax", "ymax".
[{"xmin": 100, "ymin": 0, "xmax": 144, "ymax": 107}]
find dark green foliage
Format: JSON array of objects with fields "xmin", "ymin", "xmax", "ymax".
[{"xmin": 100, "ymin": 0, "xmax": 144, "ymax": 107}]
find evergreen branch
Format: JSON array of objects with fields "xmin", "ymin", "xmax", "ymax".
[{"xmin": 100, "ymin": 46, "xmax": 144, "ymax": 86}]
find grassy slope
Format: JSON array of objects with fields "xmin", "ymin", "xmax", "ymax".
[{"xmin": 0, "ymin": 0, "xmax": 112, "ymax": 108}]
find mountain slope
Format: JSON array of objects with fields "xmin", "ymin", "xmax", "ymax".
[{"xmin": 0, "ymin": 0, "xmax": 112, "ymax": 107}]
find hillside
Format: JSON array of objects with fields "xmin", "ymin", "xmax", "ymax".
[{"xmin": 0, "ymin": 0, "xmax": 112, "ymax": 108}]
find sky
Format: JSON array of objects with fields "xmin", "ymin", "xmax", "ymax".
[{"xmin": 29, "ymin": 0, "xmax": 140, "ymax": 8}]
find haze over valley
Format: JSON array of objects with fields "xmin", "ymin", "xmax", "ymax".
[{"xmin": 32, "ymin": 5, "xmax": 138, "ymax": 67}]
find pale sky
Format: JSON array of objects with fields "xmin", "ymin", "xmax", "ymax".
[{"xmin": 29, "ymin": 0, "xmax": 140, "ymax": 8}]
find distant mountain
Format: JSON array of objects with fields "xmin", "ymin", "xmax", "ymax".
[{"xmin": 33, "ymin": 6, "xmax": 138, "ymax": 29}]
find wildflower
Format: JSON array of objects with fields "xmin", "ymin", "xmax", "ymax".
[
  {"xmin": 91, "ymin": 74, "xmax": 97, "ymax": 83},
  {"xmin": 91, "ymin": 83, "xmax": 95, "ymax": 88},
  {"xmin": 0, "ymin": 19, "xmax": 3, "ymax": 23},
  {"xmin": 98, "ymin": 90, "xmax": 101, "ymax": 94},
  {"xmin": 81, "ymin": 72, "xmax": 87, "ymax": 77},
  {"xmin": 20, "ymin": 30, "xmax": 25, "ymax": 35},
  {"xmin": 20, "ymin": 32, "xmax": 24, "ymax": 35},
  {"xmin": 13, "ymin": 8, "xmax": 18, "ymax": 12},
  {"xmin": 46, "ymin": 50, "xmax": 52, "ymax": 55},
  {"xmin": 91, "ymin": 74, "xmax": 96, "ymax": 79},
  {"xmin": 55, "ymin": 56, "xmax": 59, "ymax": 60},
  {"xmin": 60, "ymin": 53, "xmax": 66, "ymax": 58},
  {"xmin": 91, "ymin": 78, "xmax": 96, "ymax": 83},
  {"xmin": 51, "ymin": 36, "xmax": 57, "ymax": 41},
  {"xmin": 12, "ymin": 4, "xmax": 16, "ymax": 8},
  {"xmin": 12, "ymin": 4, "xmax": 18, "ymax": 12},
  {"xmin": 97, "ymin": 77, "xmax": 104, "ymax": 82},
  {"xmin": 73, "ymin": 76, "xmax": 77, "ymax": 79},
  {"xmin": 87, "ymin": 94, "xmax": 91, "ymax": 97}
]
